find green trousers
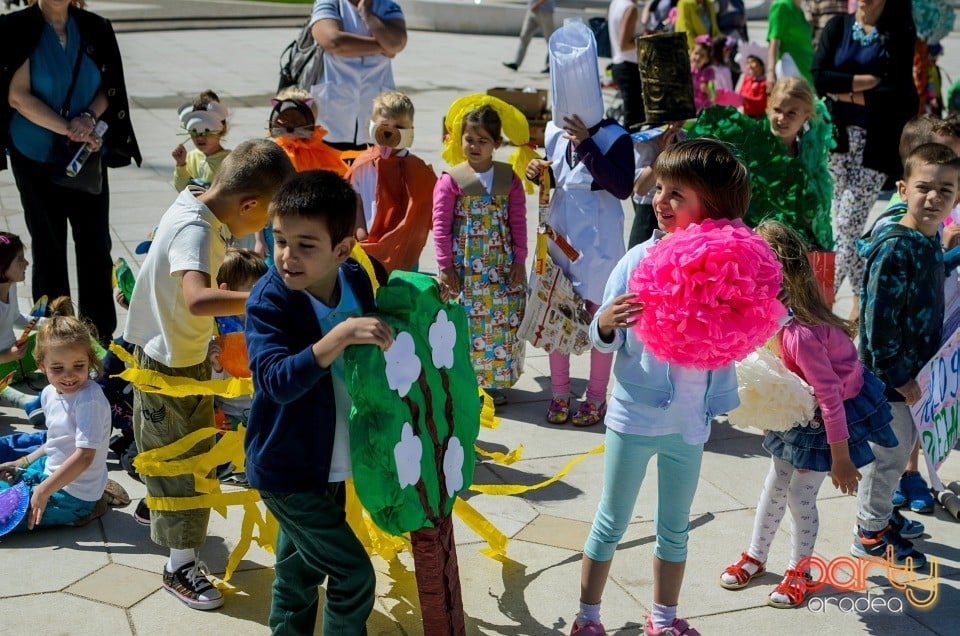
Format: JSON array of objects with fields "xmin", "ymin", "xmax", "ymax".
[
  {"xmin": 260, "ymin": 483, "xmax": 375, "ymax": 636},
  {"xmin": 131, "ymin": 347, "xmax": 213, "ymax": 549}
]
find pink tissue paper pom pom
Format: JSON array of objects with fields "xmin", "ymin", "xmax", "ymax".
[{"xmin": 628, "ymin": 218, "xmax": 787, "ymax": 370}]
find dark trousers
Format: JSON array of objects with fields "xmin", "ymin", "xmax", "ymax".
[
  {"xmin": 612, "ymin": 61, "xmax": 645, "ymax": 130},
  {"xmin": 260, "ymin": 484, "xmax": 375, "ymax": 636},
  {"xmin": 9, "ymin": 147, "xmax": 116, "ymax": 342},
  {"xmin": 629, "ymin": 202, "xmax": 658, "ymax": 248}
]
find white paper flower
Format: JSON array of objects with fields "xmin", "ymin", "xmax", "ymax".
[
  {"xmin": 728, "ymin": 348, "xmax": 816, "ymax": 431},
  {"xmin": 443, "ymin": 437, "xmax": 465, "ymax": 496},
  {"xmin": 384, "ymin": 331, "xmax": 420, "ymax": 397},
  {"xmin": 394, "ymin": 422, "xmax": 422, "ymax": 489},
  {"xmin": 429, "ymin": 311, "xmax": 457, "ymax": 370}
]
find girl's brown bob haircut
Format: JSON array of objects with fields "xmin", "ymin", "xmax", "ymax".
[{"xmin": 653, "ymin": 138, "xmax": 751, "ymax": 220}]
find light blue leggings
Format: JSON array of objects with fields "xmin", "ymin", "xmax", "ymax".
[{"xmin": 584, "ymin": 430, "xmax": 704, "ymax": 563}]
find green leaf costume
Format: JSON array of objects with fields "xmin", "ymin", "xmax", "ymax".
[{"xmin": 345, "ymin": 271, "xmax": 480, "ymax": 536}]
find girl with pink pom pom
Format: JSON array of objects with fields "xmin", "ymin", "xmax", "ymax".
[
  {"xmin": 569, "ymin": 139, "xmax": 752, "ymax": 636},
  {"xmin": 718, "ymin": 221, "xmax": 896, "ymax": 609}
]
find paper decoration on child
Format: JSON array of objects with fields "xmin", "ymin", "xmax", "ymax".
[
  {"xmin": 628, "ymin": 219, "xmax": 786, "ymax": 370},
  {"xmin": 913, "ymin": 0, "xmax": 956, "ymax": 44},
  {"xmin": 549, "ymin": 18, "xmax": 605, "ymax": 129},
  {"xmin": 441, "ymin": 93, "xmax": 538, "ymax": 193},
  {"xmin": 728, "ymin": 346, "xmax": 816, "ymax": 431},
  {"xmin": 214, "ymin": 316, "xmax": 250, "ymax": 379},
  {"xmin": 113, "ymin": 258, "xmax": 136, "ymax": 306},
  {"xmin": 15, "ymin": 295, "xmax": 48, "ymax": 349},
  {"xmin": 0, "ymin": 482, "xmax": 30, "ymax": 537},
  {"xmin": 0, "ymin": 371, "xmax": 16, "ymax": 393},
  {"xmin": 689, "ymin": 105, "xmax": 835, "ymax": 251},
  {"xmin": 345, "ymin": 271, "xmax": 480, "ymax": 634}
]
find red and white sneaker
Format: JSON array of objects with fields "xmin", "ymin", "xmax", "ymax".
[{"xmin": 570, "ymin": 619, "xmax": 607, "ymax": 635}]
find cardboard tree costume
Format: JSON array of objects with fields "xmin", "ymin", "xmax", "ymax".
[
  {"xmin": 347, "ymin": 146, "xmax": 438, "ymax": 273},
  {"xmin": 345, "ymin": 271, "xmax": 480, "ymax": 635}
]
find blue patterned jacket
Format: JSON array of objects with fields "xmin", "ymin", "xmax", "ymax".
[{"xmin": 858, "ymin": 223, "xmax": 944, "ymax": 401}]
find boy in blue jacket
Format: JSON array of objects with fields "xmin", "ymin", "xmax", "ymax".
[
  {"xmin": 855, "ymin": 143, "xmax": 960, "ymax": 568},
  {"xmin": 245, "ymin": 170, "xmax": 394, "ymax": 635}
]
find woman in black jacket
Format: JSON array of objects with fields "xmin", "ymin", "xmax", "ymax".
[
  {"xmin": 1, "ymin": 0, "xmax": 140, "ymax": 343},
  {"xmin": 811, "ymin": 0, "xmax": 916, "ymax": 320}
]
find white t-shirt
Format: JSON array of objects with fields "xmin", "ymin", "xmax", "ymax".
[
  {"xmin": 609, "ymin": 0, "xmax": 643, "ymax": 65},
  {"xmin": 0, "ymin": 283, "xmax": 36, "ymax": 351},
  {"xmin": 124, "ymin": 188, "xmax": 227, "ymax": 367},
  {"xmin": 305, "ymin": 269, "xmax": 362, "ymax": 482},
  {"xmin": 42, "ymin": 380, "xmax": 111, "ymax": 502},
  {"xmin": 310, "ymin": 0, "xmax": 404, "ymax": 145}
]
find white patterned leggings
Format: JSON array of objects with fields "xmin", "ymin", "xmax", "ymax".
[
  {"xmin": 829, "ymin": 126, "xmax": 887, "ymax": 294},
  {"xmin": 747, "ymin": 457, "xmax": 827, "ymax": 569}
]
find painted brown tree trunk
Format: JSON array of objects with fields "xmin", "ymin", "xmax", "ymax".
[{"xmin": 410, "ymin": 515, "xmax": 466, "ymax": 636}]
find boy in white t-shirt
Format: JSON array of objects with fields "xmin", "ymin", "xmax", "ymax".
[{"xmin": 123, "ymin": 139, "xmax": 294, "ymax": 611}]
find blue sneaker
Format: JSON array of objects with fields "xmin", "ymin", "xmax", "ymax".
[
  {"xmin": 899, "ymin": 471, "xmax": 934, "ymax": 514},
  {"xmin": 851, "ymin": 526, "xmax": 927, "ymax": 569},
  {"xmin": 24, "ymin": 395, "xmax": 45, "ymax": 427},
  {"xmin": 892, "ymin": 484, "xmax": 906, "ymax": 508},
  {"xmin": 889, "ymin": 509, "xmax": 924, "ymax": 539}
]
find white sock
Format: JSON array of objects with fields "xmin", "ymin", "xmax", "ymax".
[
  {"xmin": 651, "ymin": 603, "xmax": 677, "ymax": 629},
  {"xmin": 577, "ymin": 601, "xmax": 601, "ymax": 626},
  {"xmin": 167, "ymin": 548, "xmax": 195, "ymax": 572},
  {"xmin": 720, "ymin": 552, "xmax": 762, "ymax": 585}
]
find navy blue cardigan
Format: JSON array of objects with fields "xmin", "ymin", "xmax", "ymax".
[{"xmin": 244, "ymin": 261, "xmax": 375, "ymax": 494}]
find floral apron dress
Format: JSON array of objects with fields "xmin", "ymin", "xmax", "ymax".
[{"xmin": 448, "ymin": 162, "xmax": 525, "ymax": 389}]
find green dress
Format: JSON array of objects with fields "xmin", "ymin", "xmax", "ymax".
[{"xmin": 767, "ymin": 0, "xmax": 814, "ymax": 84}]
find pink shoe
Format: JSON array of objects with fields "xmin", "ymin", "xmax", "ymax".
[
  {"xmin": 644, "ymin": 616, "xmax": 701, "ymax": 636},
  {"xmin": 570, "ymin": 619, "xmax": 607, "ymax": 635}
]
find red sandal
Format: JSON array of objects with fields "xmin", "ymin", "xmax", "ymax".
[
  {"xmin": 719, "ymin": 552, "xmax": 765, "ymax": 590},
  {"xmin": 767, "ymin": 568, "xmax": 812, "ymax": 609}
]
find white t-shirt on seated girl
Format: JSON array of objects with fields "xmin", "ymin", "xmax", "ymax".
[{"xmin": 41, "ymin": 379, "xmax": 111, "ymax": 502}]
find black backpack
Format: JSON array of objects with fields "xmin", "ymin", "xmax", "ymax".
[
  {"xmin": 277, "ymin": 4, "xmax": 341, "ymax": 93},
  {"xmin": 588, "ymin": 17, "xmax": 612, "ymax": 59},
  {"xmin": 278, "ymin": 21, "xmax": 324, "ymax": 92}
]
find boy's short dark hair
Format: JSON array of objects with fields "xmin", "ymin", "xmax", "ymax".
[
  {"xmin": 903, "ymin": 143, "xmax": 960, "ymax": 183},
  {"xmin": 899, "ymin": 115, "xmax": 940, "ymax": 164},
  {"xmin": 270, "ymin": 170, "xmax": 358, "ymax": 245},
  {"xmin": 212, "ymin": 138, "xmax": 296, "ymax": 198},
  {"xmin": 217, "ymin": 247, "xmax": 268, "ymax": 289},
  {"xmin": 932, "ymin": 115, "xmax": 960, "ymax": 142},
  {"xmin": 653, "ymin": 138, "xmax": 751, "ymax": 219}
]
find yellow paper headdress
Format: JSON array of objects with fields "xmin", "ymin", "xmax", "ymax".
[{"xmin": 441, "ymin": 93, "xmax": 538, "ymax": 193}]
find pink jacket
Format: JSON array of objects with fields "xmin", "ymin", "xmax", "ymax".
[
  {"xmin": 431, "ymin": 170, "xmax": 528, "ymax": 270},
  {"xmin": 779, "ymin": 321, "xmax": 863, "ymax": 444}
]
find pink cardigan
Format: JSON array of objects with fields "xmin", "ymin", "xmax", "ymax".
[
  {"xmin": 431, "ymin": 169, "xmax": 528, "ymax": 270},
  {"xmin": 779, "ymin": 321, "xmax": 864, "ymax": 444}
]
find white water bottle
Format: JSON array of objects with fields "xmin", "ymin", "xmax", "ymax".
[{"xmin": 65, "ymin": 120, "xmax": 108, "ymax": 177}]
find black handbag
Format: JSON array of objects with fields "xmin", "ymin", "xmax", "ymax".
[{"xmin": 50, "ymin": 40, "xmax": 103, "ymax": 195}]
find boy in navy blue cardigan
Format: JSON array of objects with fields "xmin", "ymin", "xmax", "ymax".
[{"xmin": 245, "ymin": 170, "xmax": 394, "ymax": 636}]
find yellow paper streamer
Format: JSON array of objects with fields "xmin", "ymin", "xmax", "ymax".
[
  {"xmin": 479, "ymin": 388, "xmax": 501, "ymax": 430},
  {"xmin": 453, "ymin": 497, "xmax": 509, "ymax": 559},
  {"xmin": 475, "ymin": 444, "xmax": 524, "ymax": 465},
  {"xmin": 470, "ymin": 444, "xmax": 606, "ymax": 496},
  {"xmin": 441, "ymin": 93, "xmax": 539, "ymax": 193},
  {"xmin": 110, "ymin": 343, "xmax": 255, "ymax": 399},
  {"xmin": 349, "ymin": 244, "xmax": 380, "ymax": 295}
]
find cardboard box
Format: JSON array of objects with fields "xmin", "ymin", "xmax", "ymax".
[{"xmin": 487, "ymin": 87, "xmax": 548, "ymax": 119}]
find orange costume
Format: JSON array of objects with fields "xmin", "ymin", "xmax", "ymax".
[
  {"xmin": 347, "ymin": 147, "xmax": 437, "ymax": 273},
  {"xmin": 273, "ymin": 127, "xmax": 349, "ymax": 175}
]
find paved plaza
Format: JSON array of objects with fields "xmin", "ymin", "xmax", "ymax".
[{"xmin": 0, "ymin": 1, "xmax": 958, "ymax": 634}]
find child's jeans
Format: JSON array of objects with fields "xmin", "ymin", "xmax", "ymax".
[
  {"xmin": 549, "ymin": 301, "xmax": 614, "ymax": 402},
  {"xmin": 856, "ymin": 402, "xmax": 917, "ymax": 532},
  {"xmin": 0, "ymin": 456, "xmax": 96, "ymax": 531},
  {"xmin": 259, "ymin": 483, "xmax": 375, "ymax": 636},
  {"xmin": 585, "ymin": 429, "xmax": 704, "ymax": 563}
]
